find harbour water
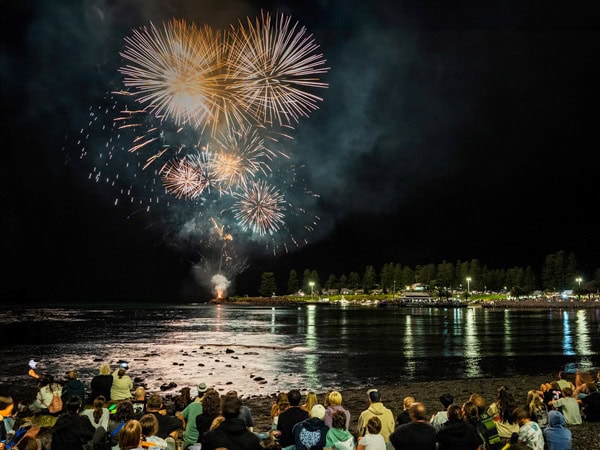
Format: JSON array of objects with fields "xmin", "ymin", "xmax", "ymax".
[{"xmin": 1, "ymin": 303, "xmax": 599, "ymax": 397}]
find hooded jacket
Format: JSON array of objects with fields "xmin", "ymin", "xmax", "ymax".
[
  {"xmin": 357, "ymin": 402, "xmax": 395, "ymax": 442},
  {"xmin": 325, "ymin": 427, "xmax": 355, "ymax": 449},
  {"xmin": 543, "ymin": 410, "xmax": 572, "ymax": 450},
  {"xmin": 293, "ymin": 417, "xmax": 329, "ymax": 450}
]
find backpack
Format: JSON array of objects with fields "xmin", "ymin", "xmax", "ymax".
[
  {"xmin": 48, "ymin": 393, "xmax": 63, "ymax": 414},
  {"xmin": 477, "ymin": 413, "xmax": 503, "ymax": 450}
]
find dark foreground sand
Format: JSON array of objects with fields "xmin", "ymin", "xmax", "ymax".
[{"xmin": 242, "ymin": 373, "xmax": 599, "ymax": 450}]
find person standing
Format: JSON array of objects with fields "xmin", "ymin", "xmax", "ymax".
[
  {"xmin": 389, "ymin": 402, "xmax": 436, "ymax": 450},
  {"xmin": 357, "ymin": 389, "xmax": 395, "ymax": 447}
]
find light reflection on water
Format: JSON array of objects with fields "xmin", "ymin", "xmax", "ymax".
[{"xmin": 1, "ymin": 304, "xmax": 599, "ymax": 397}]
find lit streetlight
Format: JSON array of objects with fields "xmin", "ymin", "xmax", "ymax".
[
  {"xmin": 466, "ymin": 277, "xmax": 472, "ymax": 294},
  {"xmin": 576, "ymin": 277, "xmax": 582, "ymax": 300},
  {"xmin": 309, "ymin": 281, "xmax": 315, "ymax": 299},
  {"xmin": 393, "ymin": 280, "xmax": 396, "ymax": 299}
]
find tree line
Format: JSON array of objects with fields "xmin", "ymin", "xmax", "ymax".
[{"xmin": 256, "ymin": 250, "xmax": 600, "ymax": 297}]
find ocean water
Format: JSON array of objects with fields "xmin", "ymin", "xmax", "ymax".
[{"xmin": 1, "ymin": 303, "xmax": 599, "ymax": 398}]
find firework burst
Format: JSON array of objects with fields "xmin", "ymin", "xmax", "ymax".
[
  {"xmin": 228, "ymin": 11, "xmax": 330, "ymax": 126},
  {"xmin": 232, "ymin": 180, "xmax": 286, "ymax": 235},
  {"xmin": 119, "ymin": 19, "xmax": 231, "ymax": 133},
  {"xmin": 212, "ymin": 125, "xmax": 276, "ymax": 192}
]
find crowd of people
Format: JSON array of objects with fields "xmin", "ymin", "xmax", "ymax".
[{"xmin": 1, "ymin": 363, "xmax": 599, "ymax": 450}]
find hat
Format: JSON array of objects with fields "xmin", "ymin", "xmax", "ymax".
[
  {"xmin": 198, "ymin": 383, "xmax": 208, "ymax": 393},
  {"xmin": 310, "ymin": 404, "xmax": 326, "ymax": 420},
  {"xmin": 29, "ymin": 359, "xmax": 37, "ymax": 369}
]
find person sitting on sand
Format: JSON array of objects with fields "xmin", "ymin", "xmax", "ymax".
[
  {"xmin": 117, "ymin": 419, "xmax": 143, "ymax": 450},
  {"xmin": 548, "ymin": 386, "xmax": 581, "ymax": 425},
  {"xmin": 514, "ymin": 406, "xmax": 544, "ymax": 450},
  {"xmin": 436, "ymin": 404, "xmax": 481, "ymax": 450},
  {"xmin": 357, "ymin": 389, "xmax": 395, "ymax": 447},
  {"xmin": 277, "ymin": 389, "xmax": 309, "ymax": 449},
  {"xmin": 81, "ymin": 395, "xmax": 110, "ymax": 430},
  {"xmin": 525, "ymin": 390, "xmax": 548, "ymax": 429},
  {"xmin": 225, "ymin": 390, "xmax": 254, "ymax": 432},
  {"xmin": 395, "ymin": 396, "xmax": 416, "ymax": 427},
  {"xmin": 50, "ymin": 395, "xmax": 95, "ymax": 450},
  {"xmin": 300, "ymin": 391, "xmax": 319, "ymax": 414},
  {"xmin": 61, "ymin": 370, "xmax": 86, "ymax": 406},
  {"xmin": 466, "ymin": 393, "xmax": 501, "ymax": 449},
  {"xmin": 90, "ymin": 363, "xmax": 113, "ymax": 404},
  {"xmin": 389, "ymin": 402, "xmax": 436, "ymax": 450},
  {"xmin": 195, "ymin": 388, "xmax": 222, "ymax": 447},
  {"xmin": 292, "ymin": 404, "xmax": 330, "ymax": 450},
  {"xmin": 111, "ymin": 362, "xmax": 133, "ymax": 402},
  {"xmin": 323, "ymin": 391, "xmax": 350, "ymax": 431},
  {"xmin": 325, "ymin": 410, "xmax": 355, "ymax": 450},
  {"xmin": 573, "ymin": 371, "xmax": 594, "ymax": 399},
  {"xmin": 555, "ymin": 371, "xmax": 573, "ymax": 391},
  {"xmin": 430, "ymin": 393, "xmax": 454, "ymax": 432},
  {"xmin": 271, "ymin": 392, "xmax": 290, "ymax": 430},
  {"xmin": 356, "ymin": 416, "xmax": 385, "ymax": 450},
  {"xmin": 487, "ymin": 386, "xmax": 519, "ymax": 441},
  {"xmin": 579, "ymin": 382, "xmax": 600, "ymax": 422},
  {"xmin": 139, "ymin": 413, "xmax": 168, "ymax": 449},
  {"xmin": 32, "ymin": 374, "xmax": 62, "ymax": 414},
  {"xmin": 107, "ymin": 400, "xmax": 136, "ymax": 448},
  {"xmin": 180, "ymin": 382, "xmax": 206, "ymax": 449},
  {"xmin": 132, "ymin": 386, "xmax": 146, "ymax": 419},
  {"xmin": 203, "ymin": 394, "xmax": 263, "ymax": 450},
  {"xmin": 145, "ymin": 393, "xmax": 183, "ymax": 440},
  {"xmin": 542, "ymin": 410, "xmax": 571, "ymax": 450}
]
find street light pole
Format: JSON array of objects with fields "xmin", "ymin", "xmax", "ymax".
[
  {"xmin": 393, "ymin": 280, "xmax": 396, "ymax": 299},
  {"xmin": 576, "ymin": 277, "xmax": 582, "ymax": 300},
  {"xmin": 466, "ymin": 277, "xmax": 471, "ymax": 295},
  {"xmin": 309, "ymin": 281, "xmax": 315, "ymax": 299}
]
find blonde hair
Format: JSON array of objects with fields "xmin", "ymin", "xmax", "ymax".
[
  {"xmin": 403, "ymin": 396, "xmax": 416, "ymax": 410},
  {"xmin": 328, "ymin": 391, "xmax": 343, "ymax": 406},
  {"xmin": 303, "ymin": 391, "xmax": 318, "ymax": 411},
  {"xmin": 527, "ymin": 390, "xmax": 544, "ymax": 413},
  {"xmin": 99, "ymin": 363, "xmax": 111, "ymax": 375}
]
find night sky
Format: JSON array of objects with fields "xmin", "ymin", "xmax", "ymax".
[{"xmin": 2, "ymin": 0, "xmax": 599, "ymax": 303}]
